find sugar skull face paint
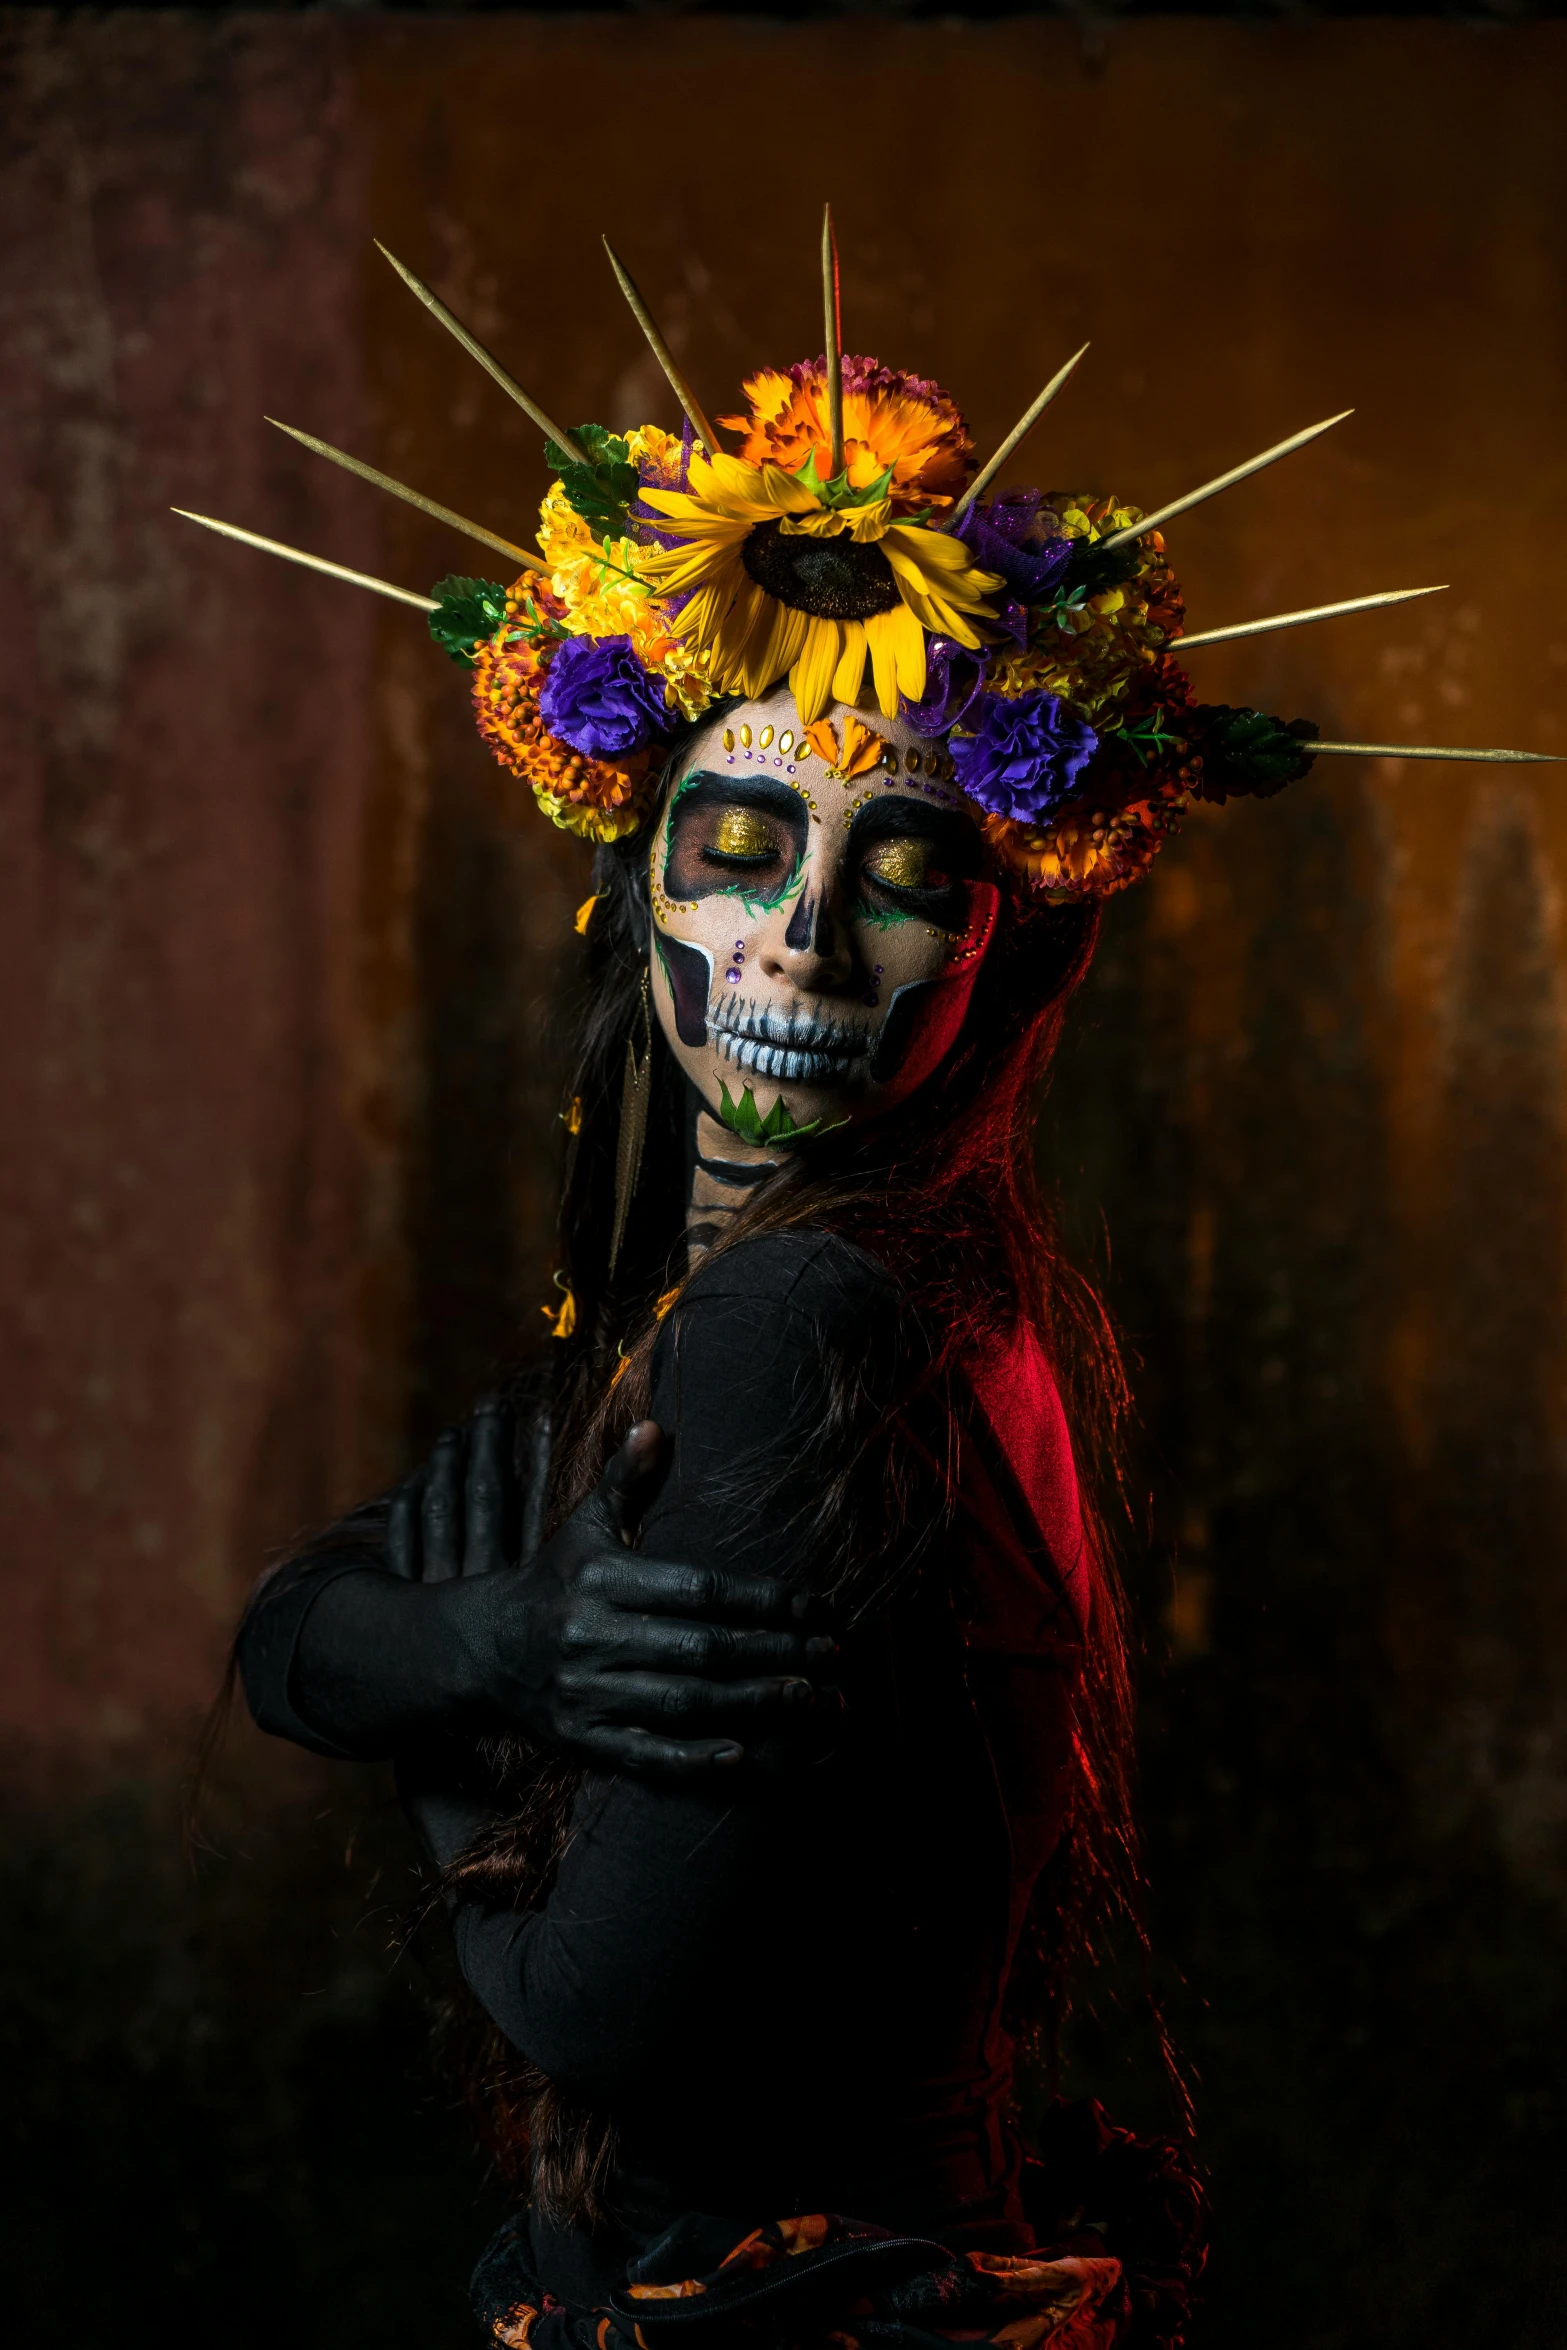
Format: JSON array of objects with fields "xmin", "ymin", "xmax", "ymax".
[{"xmin": 648, "ymin": 686, "xmax": 1001, "ymax": 1140}]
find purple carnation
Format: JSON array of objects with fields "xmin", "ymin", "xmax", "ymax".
[
  {"xmin": 538, "ymin": 635, "xmax": 671, "ymax": 759},
  {"xmin": 948, "ymin": 688, "xmax": 1099, "ymax": 825}
]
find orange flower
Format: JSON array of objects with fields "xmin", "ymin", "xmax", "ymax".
[
  {"xmin": 471, "ymin": 628, "xmax": 655, "ymax": 842},
  {"xmin": 983, "ymin": 768, "xmax": 1196, "ymax": 902},
  {"xmin": 717, "ymin": 356, "xmax": 974, "ymax": 514}
]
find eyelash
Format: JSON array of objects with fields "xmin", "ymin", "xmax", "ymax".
[
  {"xmin": 702, "ymin": 843, "xmax": 781, "ymax": 869},
  {"xmin": 859, "ymin": 860, "xmax": 958, "ymax": 905}
]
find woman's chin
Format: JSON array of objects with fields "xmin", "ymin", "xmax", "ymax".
[{"xmin": 702, "ymin": 1064, "xmax": 870, "ymax": 1141}]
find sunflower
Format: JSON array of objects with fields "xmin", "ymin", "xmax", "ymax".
[
  {"xmin": 638, "ymin": 449, "xmax": 1003, "ymax": 722},
  {"xmin": 717, "ymin": 357, "xmax": 975, "ymax": 514}
]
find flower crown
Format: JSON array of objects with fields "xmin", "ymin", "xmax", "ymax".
[{"xmin": 178, "ymin": 215, "xmax": 1556, "ymax": 906}]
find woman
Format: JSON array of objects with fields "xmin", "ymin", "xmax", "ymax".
[
  {"xmin": 239, "ymin": 664, "xmax": 1191, "ymax": 2344},
  {"xmin": 211, "ymin": 223, "xmax": 1535, "ymax": 2347}
]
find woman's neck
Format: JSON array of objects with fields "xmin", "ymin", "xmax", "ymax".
[{"xmin": 684, "ymin": 1092, "xmax": 780, "ymax": 1258}]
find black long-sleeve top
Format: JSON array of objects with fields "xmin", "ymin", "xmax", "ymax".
[{"xmin": 237, "ymin": 1233, "xmax": 1090, "ymax": 2309}]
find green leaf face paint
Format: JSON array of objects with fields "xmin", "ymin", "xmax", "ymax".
[{"xmin": 715, "ymin": 1081, "xmax": 841, "ymax": 1149}]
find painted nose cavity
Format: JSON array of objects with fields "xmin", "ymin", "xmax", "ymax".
[
  {"xmin": 783, "ymin": 888, "xmax": 837, "ymax": 960},
  {"xmin": 784, "ymin": 887, "xmax": 814, "ymax": 953}
]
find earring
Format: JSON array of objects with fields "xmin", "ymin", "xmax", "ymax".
[{"xmin": 609, "ymin": 965, "xmax": 653, "ymax": 1277}]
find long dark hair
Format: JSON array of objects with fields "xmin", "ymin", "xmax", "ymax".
[{"xmin": 448, "ymin": 725, "xmax": 1146, "ymax": 2220}]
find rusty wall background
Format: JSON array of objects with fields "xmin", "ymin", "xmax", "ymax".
[{"xmin": 3, "ymin": 12, "xmax": 1565, "ymax": 2345}]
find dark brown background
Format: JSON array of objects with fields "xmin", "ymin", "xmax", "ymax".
[{"xmin": 4, "ymin": 11, "xmax": 1566, "ymax": 2344}]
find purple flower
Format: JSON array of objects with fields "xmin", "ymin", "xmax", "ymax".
[
  {"xmin": 955, "ymin": 490, "xmax": 1073, "ymax": 607},
  {"xmin": 539, "ymin": 635, "xmax": 672, "ymax": 759},
  {"xmin": 901, "ymin": 638, "xmax": 992, "ymax": 735},
  {"xmin": 948, "ymin": 688, "xmax": 1099, "ymax": 825}
]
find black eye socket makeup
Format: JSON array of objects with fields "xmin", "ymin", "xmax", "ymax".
[{"xmin": 663, "ymin": 773, "xmax": 809, "ymax": 904}]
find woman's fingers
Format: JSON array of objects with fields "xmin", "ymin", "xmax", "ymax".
[
  {"xmin": 593, "ymin": 1421, "xmax": 669, "ymax": 1546},
  {"xmin": 589, "ymin": 1554, "xmax": 811, "ymax": 1627},
  {"xmin": 420, "ymin": 1429, "xmax": 465, "ymax": 1581},
  {"xmin": 576, "ymin": 1726, "xmax": 746, "ymax": 1777},
  {"xmin": 386, "ymin": 1481, "xmax": 421, "ymax": 1579},
  {"xmin": 589, "ymin": 1670, "xmax": 815, "ymax": 1726},
  {"xmin": 464, "ymin": 1399, "xmax": 516, "ymax": 1575},
  {"xmin": 604, "ymin": 1615, "xmax": 822, "ymax": 1676}
]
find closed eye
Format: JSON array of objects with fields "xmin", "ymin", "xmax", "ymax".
[
  {"xmin": 662, "ymin": 770, "xmax": 809, "ymax": 906},
  {"xmin": 704, "ymin": 807, "xmax": 784, "ymax": 866},
  {"xmin": 861, "ymin": 838, "xmax": 951, "ymax": 894}
]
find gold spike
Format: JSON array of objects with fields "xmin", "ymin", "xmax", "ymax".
[
  {"xmin": 951, "ymin": 344, "xmax": 1090, "ymax": 525},
  {"xmin": 1307, "ymin": 740, "xmax": 1563, "ymax": 764},
  {"xmin": 266, "ymin": 419, "xmax": 542, "ymax": 571},
  {"xmin": 1100, "ymin": 410, "xmax": 1354, "ymax": 552},
  {"xmin": 601, "ymin": 239, "xmax": 719, "ymax": 457},
  {"xmin": 172, "ymin": 509, "xmax": 437, "ymax": 609},
  {"xmin": 822, "ymin": 204, "xmax": 844, "ymax": 478},
  {"xmin": 374, "ymin": 242, "xmax": 587, "ymax": 463},
  {"xmin": 1174, "ymin": 584, "xmax": 1446, "ymax": 653}
]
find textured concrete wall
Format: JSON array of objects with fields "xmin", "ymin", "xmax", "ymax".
[{"xmin": 2, "ymin": 13, "xmax": 1566, "ymax": 2345}]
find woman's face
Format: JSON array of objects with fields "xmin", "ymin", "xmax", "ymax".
[{"xmin": 648, "ymin": 687, "xmax": 1000, "ymax": 1141}]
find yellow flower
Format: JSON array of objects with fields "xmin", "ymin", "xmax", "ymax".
[
  {"xmin": 988, "ymin": 490, "xmax": 1184, "ymax": 733},
  {"xmin": 637, "ymin": 451, "xmax": 1002, "ymax": 722},
  {"xmin": 536, "ymin": 442, "xmax": 720, "ymax": 725}
]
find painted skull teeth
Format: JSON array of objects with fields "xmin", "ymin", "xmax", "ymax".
[{"xmin": 709, "ymin": 996, "xmax": 871, "ymax": 1087}]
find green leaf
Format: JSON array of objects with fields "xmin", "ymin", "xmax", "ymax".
[
  {"xmin": 791, "ymin": 450, "xmax": 896, "ymax": 511},
  {"xmin": 1190, "ymin": 704, "xmax": 1319, "ymax": 802},
  {"xmin": 1040, "ymin": 583, "xmax": 1090, "ymax": 635},
  {"xmin": 1059, "ymin": 535, "xmax": 1142, "ymax": 601},
  {"xmin": 427, "ymin": 574, "xmax": 509, "ymax": 668},
  {"xmin": 1113, "ymin": 709, "xmax": 1183, "ymax": 769},
  {"xmin": 543, "ymin": 422, "xmax": 631, "ymax": 473},
  {"xmin": 716, "ymin": 1081, "xmax": 838, "ymax": 1149},
  {"xmin": 544, "ymin": 422, "xmax": 640, "ymax": 540},
  {"xmin": 718, "ymin": 1079, "xmax": 764, "ymax": 1144}
]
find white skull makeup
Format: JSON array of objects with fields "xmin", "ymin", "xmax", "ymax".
[{"xmin": 648, "ymin": 685, "xmax": 1001, "ymax": 1144}]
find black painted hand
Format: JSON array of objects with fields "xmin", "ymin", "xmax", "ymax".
[
  {"xmin": 385, "ymin": 1395, "xmax": 528, "ymax": 1582},
  {"xmin": 388, "ymin": 1408, "xmax": 834, "ymax": 1774}
]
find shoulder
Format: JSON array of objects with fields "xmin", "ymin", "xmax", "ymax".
[
  {"xmin": 649, "ymin": 1232, "xmax": 907, "ymax": 1417},
  {"xmin": 674, "ymin": 1229, "xmax": 901, "ymax": 1339}
]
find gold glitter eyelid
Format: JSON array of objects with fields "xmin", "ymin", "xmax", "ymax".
[
  {"xmin": 863, "ymin": 837, "xmax": 930, "ymax": 889},
  {"xmin": 713, "ymin": 806, "xmax": 779, "ymax": 858}
]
